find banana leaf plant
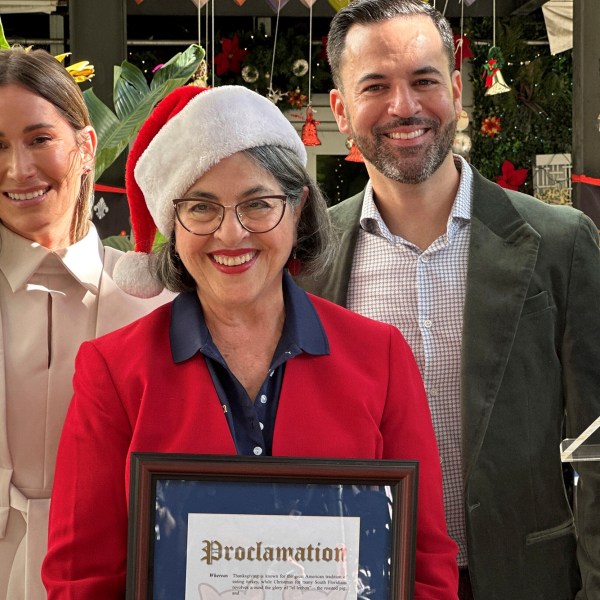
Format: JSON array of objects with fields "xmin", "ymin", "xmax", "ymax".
[
  {"xmin": 0, "ymin": 17, "xmax": 10, "ymax": 49},
  {"xmin": 85, "ymin": 43, "xmax": 205, "ymax": 181}
]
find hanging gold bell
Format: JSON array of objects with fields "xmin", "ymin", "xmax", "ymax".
[{"xmin": 485, "ymin": 69, "xmax": 511, "ymax": 96}]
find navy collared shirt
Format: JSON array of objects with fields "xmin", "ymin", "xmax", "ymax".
[{"xmin": 170, "ymin": 272, "xmax": 329, "ymax": 456}]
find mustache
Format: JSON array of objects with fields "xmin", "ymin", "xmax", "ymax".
[{"xmin": 373, "ymin": 117, "xmax": 439, "ymax": 135}]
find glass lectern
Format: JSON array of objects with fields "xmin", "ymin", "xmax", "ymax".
[{"xmin": 561, "ymin": 415, "xmax": 600, "ymax": 462}]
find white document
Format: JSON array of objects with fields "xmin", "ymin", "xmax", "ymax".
[{"xmin": 185, "ymin": 513, "xmax": 360, "ymax": 600}]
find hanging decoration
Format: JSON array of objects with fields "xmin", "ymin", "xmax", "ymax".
[
  {"xmin": 301, "ymin": 105, "xmax": 321, "ymax": 146},
  {"xmin": 328, "ymin": 0, "xmax": 350, "ymax": 11},
  {"xmin": 265, "ymin": 0, "xmax": 290, "ymax": 12},
  {"xmin": 288, "ymin": 88, "xmax": 308, "ymax": 109},
  {"xmin": 483, "ymin": 47, "xmax": 510, "ymax": 95},
  {"xmin": 453, "ymin": 34, "xmax": 473, "ymax": 70},
  {"xmin": 189, "ymin": 60, "xmax": 209, "ymax": 87},
  {"xmin": 300, "ymin": 0, "xmax": 321, "ymax": 146},
  {"xmin": 214, "ymin": 35, "xmax": 248, "ymax": 76},
  {"xmin": 233, "ymin": 0, "xmax": 247, "ymax": 5},
  {"xmin": 267, "ymin": 88, "xmax": 287, "ymax": 104},
  {"xmin": 292, "ymin": 58, "xmax": 309, "ymax": 77},
  {"xmin": 345, "ymin": 138, "xmax": 364, "ymax": 162},
  {"xmin": 483, "ymin": 0, "xmax": 510, "ymax": 96},
  {"xmin": 452, "ymin": 0, "xmax": 471, "ymax": 158},
  {"xmin": 241, "ymin": 65, "xmax": 259, "ymax": 83},
  {"xmin": 496, "ymin": 160, "xmax": 528, "ymax": 191},
  {"xmin": 480, "ymin": 115, "xmax": 502, "ymax": 138}
]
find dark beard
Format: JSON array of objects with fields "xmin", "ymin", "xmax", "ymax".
[{"xmin": 351, "ymin": 116, "xmax": 456, "ymax": 184}]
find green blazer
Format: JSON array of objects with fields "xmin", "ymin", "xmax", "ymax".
[{"xmin": 300, "ymin": 168, "xmax": 600, "ymax": 600}]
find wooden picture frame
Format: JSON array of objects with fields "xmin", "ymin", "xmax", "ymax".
[{"xmin": 126, "ymin": 454, "xmax": 418, "ymax": 600}]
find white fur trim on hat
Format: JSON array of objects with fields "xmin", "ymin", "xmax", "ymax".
[
  {"xmin": 134, "ymin": 86, "xmax": 307, "ymax": 240},
  {"xmin": 113, "ymin": 251, "xmax": 164, "ymax": 299}
]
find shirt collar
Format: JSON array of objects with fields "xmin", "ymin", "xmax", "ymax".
[
  {"xmin": 170, "ymin": 271, "xmax": 329, "ymax": 363},
  {"xmin": 359, "ymin": 154, "xmax": 473, "ymax": 242},
  {"xmin": 0, "ymin": 223, "xmax": 104, "ymax": 294}
]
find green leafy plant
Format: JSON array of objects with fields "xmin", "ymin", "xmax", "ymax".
[
  {"xmin": 85, "ymin": 44, "xmax": 205, "ymax": 180},
  {"xmin": 0, "ymin": 17, "xmax": 10, "ymax": 49}
]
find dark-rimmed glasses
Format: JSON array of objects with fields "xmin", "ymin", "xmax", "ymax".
[{"xmin": 173, "ymin": 195, "xmax": 288, "ymax": 236}]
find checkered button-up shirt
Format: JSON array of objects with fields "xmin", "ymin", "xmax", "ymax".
[{"xmin": 347, "ymin": 155, "xmax": 472, "ymax": 566}]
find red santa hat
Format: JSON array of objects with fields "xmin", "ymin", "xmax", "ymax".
[{"xmin": 113, "ymin": 85, "xmax": 307, "ymax": 298}]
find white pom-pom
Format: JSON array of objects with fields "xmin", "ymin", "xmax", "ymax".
[{"xmin": 113, "ymin": 251, "xmax": 164, "ymax": 298}]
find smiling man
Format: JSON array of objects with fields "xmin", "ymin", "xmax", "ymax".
[{"xmin": 300, "ymin": 1, "xmax": 600, "ymax": 599}]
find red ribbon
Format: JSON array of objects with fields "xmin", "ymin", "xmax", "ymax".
[
  {"xmin": 94, "ymin": 184, "xmax": 127, "ymax": 194},
  {"xmin": 572, "ymin": 174, "xmax": 600, "ymax": 187}
]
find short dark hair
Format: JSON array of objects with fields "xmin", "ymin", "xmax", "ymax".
[
  {"xmin": 153, "ymin": 145, "xmax": 338, "ymax": 293},
  {"xmin": 0, "ymin": 46, "xmax": 95, "ymax": 242},
  {"xmin": 327, "ymin": 0, "xmax": 456, "ymax": 89}
]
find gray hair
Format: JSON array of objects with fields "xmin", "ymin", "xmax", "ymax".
[
  {"xmin": 327, "ymin": 0, "xmax": 456, "ymax": 90},
  {"xmin": 153, "ymin": 145, "xmax": 338, "ymax": 293}
]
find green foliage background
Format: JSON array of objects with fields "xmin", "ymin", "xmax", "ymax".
[{"xmin": 467, "ymin": 16, "xmax": 572, "ymax": 193}]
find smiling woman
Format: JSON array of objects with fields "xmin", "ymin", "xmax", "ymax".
[
  {"xmin": 0, "ymin": 46, "xmax": 172, "ymax": 600},
  {"xmin": 42, "ymin": 85, "xmax": 459, "ymax": 599}
]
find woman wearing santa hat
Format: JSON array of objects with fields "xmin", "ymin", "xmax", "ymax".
[
  {"xmin": 0, "ymin": 46, "xmax": 171, "ymax": 600},
  {"xmin": 42, "ymin": 85, "xmax": 458, "ymax": 599}
]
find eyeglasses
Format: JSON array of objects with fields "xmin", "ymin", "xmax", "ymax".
[{"xmin": 173, "ymin": 195, "xmax": 288, "ymax": 236}]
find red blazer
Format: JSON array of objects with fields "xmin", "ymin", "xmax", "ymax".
[{"xmin": 43, "ymin": 294, "xmax": 458, "ymax": 599}]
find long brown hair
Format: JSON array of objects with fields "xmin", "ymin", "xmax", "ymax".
[{"xmin": 0, "ymin": 46, "xmax": 95, "ymax": 243}]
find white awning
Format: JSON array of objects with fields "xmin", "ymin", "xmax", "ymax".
[
  {"xmin": 0, "ymin": 1, "xmax": 58, "ymax": 14},
  {"xmin": 542, "ymin": 0, "xmax": 573, "ymax": 55}
]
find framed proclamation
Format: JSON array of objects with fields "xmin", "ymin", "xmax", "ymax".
[{"xmin": 126, "ymin": 454, "xmax": 418, "ymax": 600}]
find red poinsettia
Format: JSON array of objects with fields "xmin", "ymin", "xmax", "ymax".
[
  {"xmin": 496, "ymin": 160, "xmax": 528, "ymax": 191},
  {"xmin": 453, "ymin": 34, "xmax": 474, "ymax": 70},
  {"xmin": 480, "ymin": 115, "xmax": 501, "ymax": 138},
  {"xmin": 214, "ymin": 35, "xmax": 249, "ymax": 76}
]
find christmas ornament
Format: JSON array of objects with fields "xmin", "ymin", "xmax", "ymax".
[
  {"xmin": 496, "ymin": 160, "xmax": 528, "ymax": 191},
  {"xmin": 456, "ymin": 109, "xmax": 469, "ymax": 132},
  {"xmin": 453, "ymin": 34, "xmax": 473, "ymax": 70},
  {"xmin": 189, "ymin": 60, "xmax": 208, "ymax": 87},
  {"xmin": 328, "ymin": 0, "xmax": 350, "ymax": 11},
  {"xmin": 267, "ymin": 89, "xmax": 287, "ymax": 105},
  {"xmin": 482, "ymin": 47, "xmax": 505, "ymax": 88},
  {"xmin": 241, "ymin": 65, "xmax": 259, "ymax": 83},
  {"xmin": 301, "ymin": 105, "xmax": 321, "ymax": 146},
  {"xmin": 345, "ymin": 138, "xmax": 364, "ymax": 162},
  {"xmin": 485, "ymin": 69, "xmax": 511, "ymax": 96},
  {"xmin": 287, "ymin": 88, "xmax": 308, "ymax": 110},
  {"xmin": 483, "ymin": 1, "xmax": 510, "ymax": 96},
  {"xmin": 214, "ymin": 35, "xmax": 249, "ymax": 76},
  {"xmin": 480, "ymin": 115, "xmax": 501, "ymax": 137},
  {"xmin": 292, "ymin": 58, "xmax": 309, "ymax": 77},
  {"xmin": 452, "ymin": 132, "xmax": 472, "ymax": 157},
  {"xmin": 265, "ymin": 0, "xmax": 289, "ymax": 11}
]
